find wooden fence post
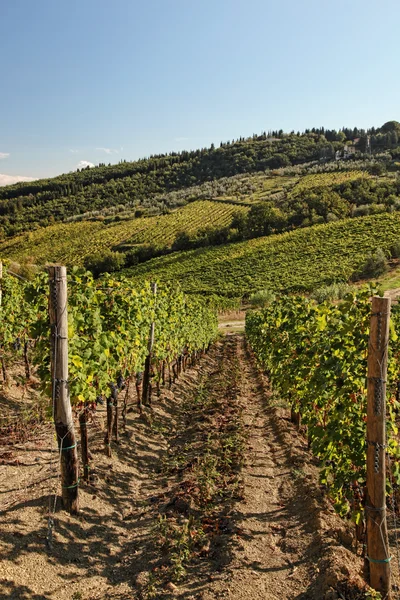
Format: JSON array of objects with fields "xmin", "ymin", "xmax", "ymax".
[
  {"xmin": 142, "ymin": 282, "xmax": 157, "ymax": 406},
  {"xmin": 366, "ymin": 295, "xmax": 391, "ymax": 598},
  {"xmin": 79, "ymin": 407, "xmax": 90, "ymax": 482},
  {"xmin": 48, "ymin": 266, "xmax": 79, "ymax": 515}
]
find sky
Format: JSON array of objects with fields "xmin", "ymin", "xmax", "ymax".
[{"xmin": 0, "ymin": 0, "xmax": 399, "ymax": 185}]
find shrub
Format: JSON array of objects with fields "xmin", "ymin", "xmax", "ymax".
[
  {"xmin": 84, "ymin": 250, "xmax": 125, "ymax": 277},
  {"xmin": 312, "ymin": 282, "xmax": 351, "ymax": 303},
  {"xmin": 390, "ymin": 241, "xmax": 400, "ymax": 258},
  {"xmin": 249, "ymin": 289, "xmax": 275, "ymax": 308},
  {"xmin": 352, "ymin": 205, "xmax": 370, "ymax": 217},
  {"xmin": 352, "ymin": 248, "xmax": 388, "ymax": 281}
]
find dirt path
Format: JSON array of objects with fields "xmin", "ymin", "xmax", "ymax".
[
  {"xmin": 0, "ymin": 336, "xmax": 365, "ymax": 600},
  {"xmin": 195, "ymin": 338, "xmax": 364, "ymax": 600}
]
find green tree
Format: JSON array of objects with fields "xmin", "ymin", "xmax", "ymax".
[{"xmin": 246, "ymin": 203, "xmax": 286, "ymax": 237}]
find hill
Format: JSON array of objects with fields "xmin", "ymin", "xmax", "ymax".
[
  {"xmin": 0, "ymin": 200, "xmax": 248, "ymax": 267},
  {"xmin": 1, "ymin": 164, "xmax": 399, "ymax": 271},
  {"xmin": 2, "ymin": 120, "xmax": 400, "ymax": 238},
  {"xmin": 120, "ymin": 212, "xmax": 400, "ymax": 297}
]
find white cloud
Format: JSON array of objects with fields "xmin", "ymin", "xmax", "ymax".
[
  {"xmin": 77, "ymin": 160, "xmax": 94, "ymax": 169},
  {"xmin": 69, "ymin": 149, "xmax": 79, "ymax": 154},
  {"xmin": 0, "ymin": 173, "xmax": 37, "ymax": 187},
  {"xmin": 0, "ymin": 152, "xmax": 10, "ymax": 159},
  {"xmin": 96, "ymin": 147, "xmax": 119, "ymax": 154}
]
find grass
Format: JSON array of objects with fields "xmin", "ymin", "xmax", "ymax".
[{"xmin": 375, "ymin": 261, "xmax": 400, "ymax": 291}]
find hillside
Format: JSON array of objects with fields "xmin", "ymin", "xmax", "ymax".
[
  {"xmin": 121, "ymin": 212, "xmax": 400, "ymax": 297},
  {"xmin": 0, "ymin": 200, "xmax": 248, "ymax": 266},
  {"xmin": 1, "ymin": 164, "xmax": 400, "ymax": 272},
  {"xmin": 1, "ymin": 121, "xmax": 399, "ymax": 238}
]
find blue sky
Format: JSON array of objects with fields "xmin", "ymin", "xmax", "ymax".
[{"xmin": 0, "ymin": 0, "xmax": 399, "ymax": 184}]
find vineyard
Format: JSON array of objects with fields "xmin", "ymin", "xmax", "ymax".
[
  {"xmin": 1, "ymin": 262, "xmax": 217, "ymax": 398},
  {"xmin": 0, "ymin": 200, "xmax": 248, "ymax": 267},
  {"xmin": 4, "ymin": 158, "xmax": 400, "ymax": 598},
  {"xmin": 290, "ymin": 170, "xmax": 370, "ymax": 196},
  {"xmin": 1, "ymin": 262, "xmax": 218, "ymax": 504},
  {"xmin": 245, "ymin": 287, "xmax": 400, "ymax": 596},
  {"xmin": 246, "ymin": 287, "xmax": 400, "ymax": 518},
  {"xmin": 125, "ymin": 212, "xmax": 400, "ymax": 297},
  {"xmin": 4, "ymin": 256, "xmax": 400, "ymax": 597}
]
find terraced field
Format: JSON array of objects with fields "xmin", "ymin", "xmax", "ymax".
[
  {"xmin": 291, "ymin": 170, "xmax": 369, "ymax": 195},
  {"xmin": 214, "ymin": 174, "xmax": 298, "ymax": 204},
  {"xmin": 0, "ymin": 200, "xmax": 248, "ymax": 266},
  {"xmin": 123, "ymin": 212, "xmax": 400, "ymax": 296}
]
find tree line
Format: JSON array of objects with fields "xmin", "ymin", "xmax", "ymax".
[{"xmin": 1, "ymin": 121, "xmax": 399, "ymax": 238}]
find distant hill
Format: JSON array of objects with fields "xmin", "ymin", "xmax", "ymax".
[
  {"xmin": 1, "ymin": 120, "xmax": 399, "ymax": 238},
  {"xmin": 2, "ymin": 162, "xmax": 400, "ymax": 280}
]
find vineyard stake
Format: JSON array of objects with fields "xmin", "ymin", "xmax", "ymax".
[
  {"xmin": 105, "ymin": 386, "xmax": 116, "ymax": 457},
  {"xmin": 142, "ymin": 282, "xmax": 157, "ymax": 406},
  {"xmin": 366, "ymin": 295, "xmax": 391, "ymax": 598},
  {"xmin": 48, "ymin": 266, "xmax": 79, "ymax": 515},
  {"xmin": 79, "ymin": 406, "xmax": 90, "ymax": 482}
]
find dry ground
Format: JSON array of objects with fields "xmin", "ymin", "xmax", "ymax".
[{"xmin": 0, "ymin": 336, "xmax": 368, "ymax": 600}]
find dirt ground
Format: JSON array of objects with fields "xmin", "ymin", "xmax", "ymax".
[
  {"xmin": 0, "ymin": 336, "xmax": 368, "ymax": 600},
  {"xmin": 218, "ymin": 312, "xmax": 245, "ymax": 335}
]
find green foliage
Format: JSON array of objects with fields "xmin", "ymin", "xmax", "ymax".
[
  {"xmin": 390, "ymin": 240, "xmax": 400, "ymax": 258},
  {"xmin": 248, "ymin": 289, "xmax": 276, "ymax": 308},
  {"xmin": 245, "ymin": 287, "xmax": 400, "ymax": 518},
  {"xmin": 123, "ymin": 213, "xmax": 400, "ymax": 298},
  {"xmin": 0, "ymin": 132, "xmax": 339, "ymax": 237},
  {"xmin": 84, "ymin": 249, "xmax": 125, "ymax": 277},
  {"xmin": 367, "ymin": 163, "xmax": 386, "ymax": 176},
  {"xmin": 0, "ymin": 200, "xmax": 247, "ymax": 267},
  {"xmin": 1, "ymin": 265, "xmax": 218, "ymax": 402},
  {"xmin": 353, "ymin": 248, "xmax": 389, "ymax": 280},
  {"xmin": 312, "ymin": 282, "xmax": 352, "ymax": 303},
  {"xmin": 380, "ymin": 120, "xmax": 400, "ymax": 135},
  {"xmin": 245, "ymin": 203, "xmax": 286, "ymax": 237}
]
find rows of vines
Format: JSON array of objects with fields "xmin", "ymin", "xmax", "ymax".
[
  {"xmin": 1, "ymin": 262, "xmax": 218, "ymax": 414},
  {"xmin": 125, "ymin": 212, "xmax": 400, "ymax": 297},
  {"xmin": 245, "ymin": 286, "xmax": 400, "ymax": 523},
  {"xmin": 0, "ymin": 200, "xmax": 248, "ymax": 267}
]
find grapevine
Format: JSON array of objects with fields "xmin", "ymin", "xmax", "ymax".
[{"xmin": 245, "ymin": 286, "xmax": 400, "ymax": 520}]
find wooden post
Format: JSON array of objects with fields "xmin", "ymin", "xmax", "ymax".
[
  {"xmin": 142, "ymin": 282, "xmax": 157, "ymax": 406},
  {"xmin": 0, "ymin": 260, "xmax": 2, "ymax": 307},
  {"xmin": 48, "ymin": 266, "xmax": 79, "ymax": 514},
  {"xmin": 122, "ymin": 377, "xmax": 130, "ymax": 432},
  {"xmin": 105, "ymin": 385, "xmax": 116, "ymax": 457},
  {"xmin": 79, "ymin": 407, "xmax": 89, "ymax": 483},
  {"xmin": 366, "ymin": 296, "xmax": 391, "ymax": 598},
  {"xmin": 24, "ymin": 340, "xmax": 31, "ymax": 379},
  {"xmin": 136, "ymin": 373, "xmax": 142, "ymax": 412}
]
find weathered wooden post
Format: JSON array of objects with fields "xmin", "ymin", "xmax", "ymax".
[
  {"xmin": 105, "ymin": 384, "xmax": 116, "ymax": 457},
  {"xmin": 142, "ymin": 282, "xmax": 157, "ymax": 406},
  {"xmin": 48, "ymin": 266, "xmax": 79, "ymax": 514},
  {"xmin": 79, "ymin": 406, "xmax": 90, "ymax": 482},
  {"xmin": 366, "ymin": 296, "xmax": 391, "ymax": 598}
]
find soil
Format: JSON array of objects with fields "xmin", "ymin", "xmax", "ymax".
[
  {"xmin": 0, "ymin": 336, "xmax": 367, "ymax": 600},
  {"xmin": 218, "ymin": 312, "xmax": 245, "ymax": 334}
]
